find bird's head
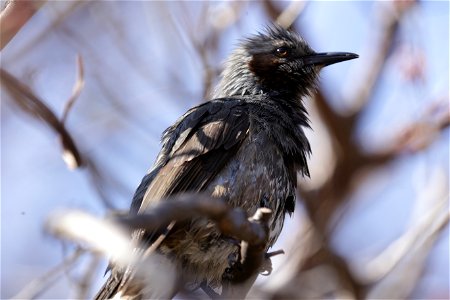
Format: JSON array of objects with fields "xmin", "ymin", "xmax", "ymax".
[{"xmin": 214, "ymin": 25, "xmax": 358, "ymax": 100}]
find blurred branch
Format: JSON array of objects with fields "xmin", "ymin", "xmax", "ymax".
[
  {"xmin": 7, "ymin": 1, "xmax": 85, "ymax": 62},
  {"xmin": 0, "ymin": 0, "xmax": 46, "ymax": 50},
  {"xmin": 1, "ymin": 63, "xmax": 125, "ymax": 210},
  {"xmin": 177, "ymin": 1, "xmax": 245, "ymax": 99},
  {"xmin": 347, "ymin": 2, "xmax": 415, "ymax": 117},
  {"xmin": 292, "ymin": 1, "xmax": 414, "ymax": 184},
  {"xmin": 300, "ymin": 1, "xmax": 417, "ymax": 228},
  {"xmin": 47, "ymin": 194, "xmax": 274, "ymax": 298},
  {"xmin": 61, "ymin": 54, "xmax": 84, "ymax": 124},
  {"xmin": 83, "ymin": 157, "xmax": 126, "ymax": 210},
  {"xmin": 260, "ymin": 214, "xmax": 364, "ymax": 299},
  {"xmin": 362, "ymin": 167, "xmax": 449, "ymax": 298},
  {"xmin": 262, "ymin": 0, "xmax": 306, "ymax": 29},
  {"xmin": 56, "ymin": 19, "xmax": 150, "ymax": 132},
  {"xmin": 314, "ymin": 1, "xmax": 415, "ymax": 152},
  {"xmin": 364, "ymin": 197, "xmax": 449, "ymax": 285},
  {"xmin": 13, "ymin": 248, "xmax": 85, "ymax": 300},
  {"xmin": 210, "ymin": 1, "xmax": 244, "ymax": 30},
  {"xmin": 75, "ymin": 254, "xmax": 102, "ymax": 299},
  {"xmin": 118, "ymin": 194, "xmax": 269, "ymax": 248},
  {"xmin": 178, "ymin": 3, "xmax": 219, "ymax": 99},
  {"xmin": 46, "ymin": 210, "xmax": 134, "ymax": 265},
  {"xmin": 367, "ymin": 200, "xmax": 449, "ymax": 298},
  {"xmin": 390, "ymin": 98, "xmax": 450, "ymax": 153},
  {"xmin": 276, "ymin": 1, "xmax": 306, "ymax": 29},
  {"xmin": 0, "ymin": 68, "xmax": 83, "ymax": 169}
]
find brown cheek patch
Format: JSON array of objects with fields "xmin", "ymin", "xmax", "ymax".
[{"xmin": 248, "ymin": 53, "xmax": 278, "ymax": 75}]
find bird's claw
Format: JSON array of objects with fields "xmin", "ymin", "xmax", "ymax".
[{"xmin": 223, "ymin": 247, "xmax": 243, "ymax": 281}]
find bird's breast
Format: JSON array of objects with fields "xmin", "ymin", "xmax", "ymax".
[
  {"xmin": 208, "ymin": 129, "xmax": 296, "ymax": 246},
  {"xmin": 160, "ymin": 130, "xmax": 296, "ymax": 288}
]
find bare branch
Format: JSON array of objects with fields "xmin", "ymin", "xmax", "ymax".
[
  {"xmin": 46, "ymin": 194, "xmax": 273, "ymax": 298},
  {"xmin": 276, "ymin": 1, "xmax": 306, "ymax": 29},
  {"xmin": 13, "ymin": 248, "xmax": 85, "ymax": 300},
  {"xmin": 0, "ymin": 0, "xmax": 46, "ymax": 50},
  {"xmin": 118, "ymin": 194, "xmax": 269, "ymax": 247},
  {"xmin": 262, "ymin": 0, "xmax": 307, "ymax": 30},
  {"xmin": 367, "ymin": 202, "xmax": 449, "ymax": 298},
  {"xmin": 46, "ymin": 210, "xmax": 133, "ymax": 265},
  {"xmin": 1, "ymin": 68, "xmax": 83, "ymax": 169},
  {"xmin": 61, "ymin": 54, "xmax": 85, "ymax": 124},
  {"xmin": 75, "ymin": 254, "xmax": 102, "ymax": 299},
  {"xmin": 391, "ymin": 99, "xmax": 450, "ymax": 153},
  {"xmin": 347, "ymin": 1, "xmax": 415, "ymax": 116}
]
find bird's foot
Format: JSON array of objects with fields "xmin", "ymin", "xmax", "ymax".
[
  {"xmin": 223, "ymin": 247, "xmax": 243, "ymax": 281},
  {"xmin": 222, "ymin": 261, "xmax": 244, "ymax": 282}
]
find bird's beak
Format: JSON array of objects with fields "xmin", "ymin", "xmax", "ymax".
[{"xmin": 303, "ymin": 52, "xmax": 358, "ymax": 67}]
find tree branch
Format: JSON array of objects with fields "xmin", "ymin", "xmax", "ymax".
[
  {"xmin": 1, "ymin": 68, "xmax": 83, "ymax": 169},
  {"xmin": 0, "ymin": 0, "xmax": 46, "ymax": 50}
]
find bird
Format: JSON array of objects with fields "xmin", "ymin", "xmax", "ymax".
[{"xmin": 95, "ymin": 25, "xmax": 358, "ymax": 299}]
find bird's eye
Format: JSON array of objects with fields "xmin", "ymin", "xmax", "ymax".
[{"xmin": 275, "ymin": 46, "xmax": 290, "ymax": 58}]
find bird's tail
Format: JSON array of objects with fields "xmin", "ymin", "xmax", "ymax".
[
  {"xmin": 95, "ymin": 268, "xmax": 148, "ymax": 299},
  {"xmin": 94, "ymin": 272, "xmax": 123, "ymax": 300}
]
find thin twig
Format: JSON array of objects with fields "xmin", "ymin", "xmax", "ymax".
[
  {"xmin": 13, "ymin": 248, "xmax": 85, "ymax": 300},
  {"xmin": 61, "ymin": 54, "xmax": 85, "ymax": 124},
  {"xmin": 76, "ymin": 254, "xmax": 102, "ymax": 299},
  {"xmin": 1, "ymin": 69, "xmax": 83, "ymax": 169}
]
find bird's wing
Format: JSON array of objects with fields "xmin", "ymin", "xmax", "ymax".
[
  {"xmin": 131, "ymin": 99, "xmax": 250, "ymax": 215},
  {"xmin": 93, "ymin": 100, "xmax": 251, "ymax": 300}
]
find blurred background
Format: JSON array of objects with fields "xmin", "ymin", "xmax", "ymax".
[{"xmin": 1, "ymin": 1, "xmax": 448, "ymax": 299}]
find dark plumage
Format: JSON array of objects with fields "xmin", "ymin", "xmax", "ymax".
[{"xmin": 95, "ymin": 25, "xmax": 357, "ymax": 299}]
